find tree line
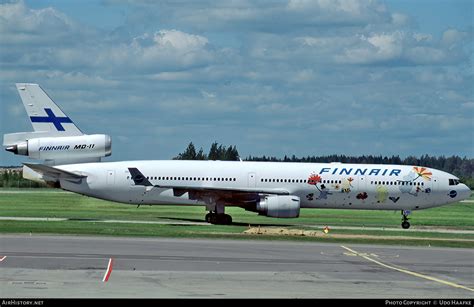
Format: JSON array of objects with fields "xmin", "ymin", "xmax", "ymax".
[
  {"xmin": 173, "ymin": 142, "xmax": 240, "ymax": 161},
  {"xmin": 0, "ymin": 169, "xmax": 47, "ymax": 188}
]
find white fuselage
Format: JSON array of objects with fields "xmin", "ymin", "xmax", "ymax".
[{"xmin": 57, "ymin": 160, "xmax": 471, "ymax": 211}]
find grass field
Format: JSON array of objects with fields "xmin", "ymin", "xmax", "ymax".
[{"xmin": 0, "ymin": 189, "xmax": 473, "ymax": 248}]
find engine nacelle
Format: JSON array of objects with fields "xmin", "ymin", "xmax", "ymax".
[
  {"xmin": 5, "ymin": 134, "xmax": 111, "ymax": 161},
  {"xmin": 256, "ymin": 195, "xmax": 300, "ymax": 218}
]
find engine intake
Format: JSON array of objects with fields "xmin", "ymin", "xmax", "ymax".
[{"xmin": 256, "ymin": 195, "xmax": 300, "ymax": 218}]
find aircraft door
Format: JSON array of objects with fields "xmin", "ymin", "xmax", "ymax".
[
  {"xmin": 248, "ymin": 172, "xmax": 256, "ymax": 188},
  {"xmin": 424, "ymin": 176, "xmax": 436, "ymax": 201},
  {"xmin": 106, "ymin": 170, "xmax": 115, "ymax": 185},
  {"xmin": 358, "ymin": 176, "xmax": 366, "ymax": 192}
]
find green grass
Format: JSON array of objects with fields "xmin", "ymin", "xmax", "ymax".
[{"xmin": 0, "ymin": 189, "xmax": 473, "ymax": 248}]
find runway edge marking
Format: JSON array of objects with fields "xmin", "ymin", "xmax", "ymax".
[
  {"xmin": 102, "ymin": 258, "xmax": 114, "ymax": 282},
  {"xmin": 340, "ymin": 245, "xmax": 474, "ymax": 293}
]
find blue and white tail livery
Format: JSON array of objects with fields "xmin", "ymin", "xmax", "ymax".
[{"xmin": 16, "ymin": 83, "xmax": 82, "ymax": 136}]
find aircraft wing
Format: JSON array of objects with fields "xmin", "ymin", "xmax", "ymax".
[
  {"xmin": 23, "ymin": 163, "xmax": 87, "ymax": 183},
  {"xmin": 161, "ymin": 185, "xmax": 290, "ymax": 196}
]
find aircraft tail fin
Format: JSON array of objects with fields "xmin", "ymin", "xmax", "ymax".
[{"xmin": 16, "ymin": 83, "xmax": 83, "ymax": 136}]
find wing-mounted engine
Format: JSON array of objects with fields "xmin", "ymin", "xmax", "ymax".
[
  {"xmin": 4, "ymin": 134, "xmax": 111, "ymax": 164},
  {"xmin": 254, "ymin": 195, "xmax": 301, "ymax": 218}
]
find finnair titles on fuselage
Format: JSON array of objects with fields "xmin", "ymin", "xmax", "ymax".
[
  {"xmin": 319, "ymin": 167, "xmax": 401, "ymax": 177},
  {"xmin": 3, "ymin": 83, "xmax": 471, "ymax": 228}
]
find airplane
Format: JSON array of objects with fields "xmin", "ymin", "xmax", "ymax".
[{"xmin": 3, "ymin": 83, "xmax": 471, "ymax": 229}]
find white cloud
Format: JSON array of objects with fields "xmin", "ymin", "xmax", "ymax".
[
  {"xmin": 112, "ymin": 0, "xmax": 392, "ymax": 34},
  {"xmin": 441, "ymin": 29, "xmax": 468, "ymax": 46},
  {"xmin": 391, "ymin": 13, "xmax": 410, "ymax": 26},
  {"xmin": 127, "ymin": 30, "xmax": 212, "ymax": 69},
  {"xmin": 0, "ymin": 1, "xmax": 92, "ymax": 45},
  {"xmin": 335, "ymin": 32, "xmax": 403, "ymax": 64},
  {"xmin": 1, "ymin": 0, "xmax": 472, "ymax": 162},
  {"xmin": 153, "ymin": 30, "xmax": 208, "ymax": 51},
  {"xmin": 334, "ymin": 30, "xmax": 468, "ymax": 65}
]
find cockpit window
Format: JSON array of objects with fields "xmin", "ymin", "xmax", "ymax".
[{"xmin": 449, "ymin": 179, "xmax": 460, "ymax": 186}]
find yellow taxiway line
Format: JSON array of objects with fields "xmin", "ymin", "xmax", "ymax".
[{"xmin": 341, "ymin": 245, "xmax": 473, "ymax": 293}]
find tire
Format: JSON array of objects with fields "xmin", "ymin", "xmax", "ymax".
[
  {"xmin": 209, "ymin": 214, "xmax": 218, "ymax": 224},
  {"xmin": 401, "ymin": 221, "xmax": 410, "ymax": 229}
]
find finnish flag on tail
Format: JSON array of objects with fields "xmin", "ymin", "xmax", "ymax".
[{"xmin": 16, "ymin": 83, "xmax": 83, "ymax": 136}]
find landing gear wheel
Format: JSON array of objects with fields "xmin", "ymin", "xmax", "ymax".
[
  {"xmin": 209, "ymin": 214, "xmax": 218, "ymax": 224},
  {"xmin": 205, "ymin": 213, "xmax": 233, "ymax": 225},
  {"xmin": 222, "ymin": 214, "xmax": 232, "ymax": 225},
  {"xmin": 401, "ymin": 210, "xmax": 411, "ymax": 229}
]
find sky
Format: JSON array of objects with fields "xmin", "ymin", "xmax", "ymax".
[{"xmin": 0, "ymin": 0, "xmax": 473, "ymax": 166}]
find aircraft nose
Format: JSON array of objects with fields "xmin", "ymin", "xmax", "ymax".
[{"xmin": 458, "ymin": 184, "xmax": 471, "ymax": 201}]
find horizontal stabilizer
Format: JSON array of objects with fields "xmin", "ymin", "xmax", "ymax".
[
  {"xmin": 23, "ymin": 163, "xmax": 86, "ymax": 182},
  {"xmin": 3, "ymin": 131, "xmax": 64, "ymax": 146}
]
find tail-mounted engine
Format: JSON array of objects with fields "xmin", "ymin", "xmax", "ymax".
[{"xmin": 4, "ymin": 134, "xmax": 111, "ymax": 162}]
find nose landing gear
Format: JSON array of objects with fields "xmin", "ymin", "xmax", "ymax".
[{"xmin": 401, "ymin": 210, "xmax": 411, "ymax": 229}]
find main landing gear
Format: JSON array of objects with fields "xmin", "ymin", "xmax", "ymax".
[
  {"xmin": 205, "ymin": 201, "xmax": 233, "ymax": 225},
  {"xmin": 401, "ymin": 210, "xmax": 411, "ymax": 229},
  {"xmin": 205, "ymin": 212, "xmax": 233, "ymax": 225}
]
